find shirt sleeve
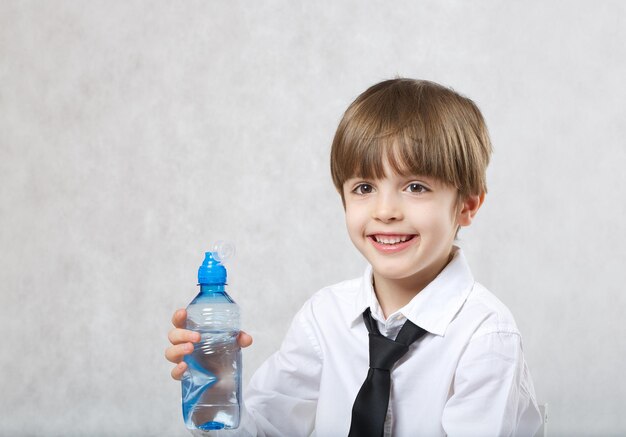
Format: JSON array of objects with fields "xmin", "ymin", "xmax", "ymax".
[
  {"xmin": 441, "ymin": 331, "xmax": 542, "ymax": 437},
  {"xmin": 233, "ymin": 299, "xmax": 324, "ymax": 437}
]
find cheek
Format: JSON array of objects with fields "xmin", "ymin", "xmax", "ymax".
[
  {"xmin": 415, "ymin": 204, "xmax": 457, "ymax": 235},
  {"xmin": 344, "ymin": 207, "xmax": 362, "ymax": 236},
  {"xmin": 344, "ymin": 214, "xmax": 367, "ymax": 252}
]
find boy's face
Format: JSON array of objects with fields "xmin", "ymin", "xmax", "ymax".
[{"xmin": 342, "ymin": 161, "xmax": 481, "ymax": 291}]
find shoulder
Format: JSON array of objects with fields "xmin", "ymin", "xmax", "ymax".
[
  {"xmin": 306, "ymin": 275, "xmax": 363, "ymax": 309},
  {"xmin": 454, "ymin": 281, "xmax": 521, "ymax": 339},
  {"xmin": 292, "ymin": 274, "xmax": 364, "ymax": 330}
]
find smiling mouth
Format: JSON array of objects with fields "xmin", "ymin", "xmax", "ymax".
[{"xmin": 368, "ymin": 234, "xmax": 417, "ymax": 245}]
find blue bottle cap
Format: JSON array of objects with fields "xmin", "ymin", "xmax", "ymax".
[{"xmin": 197, "ymin": 251, "xmax": 227, "ymax": 285}]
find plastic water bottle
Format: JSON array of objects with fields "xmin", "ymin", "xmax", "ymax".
[{"xmin": 182, "ymin": 241, "xmax": 241, "ymax": 431}]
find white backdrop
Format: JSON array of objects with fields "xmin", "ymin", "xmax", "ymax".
[{"xmin": 2, "ymin": 1, "xmax": 625, "ymax": 436}]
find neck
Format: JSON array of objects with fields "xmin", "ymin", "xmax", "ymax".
[
  {"xmin": 200, "ymin": 283, "xmax": 225, "ymax": 293},
  {"xmin": 373, "ymin": 249, "xmax": 455, "ymax": 319}
]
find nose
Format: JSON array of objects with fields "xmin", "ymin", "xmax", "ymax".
[{"xmin": 372, "ymin": 191, "xmax": 403, "ymax": 223}]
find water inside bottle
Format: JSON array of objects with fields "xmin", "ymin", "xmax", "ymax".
[{"xmin": 183, "ymin": 303, "xmax": 241, "ymax": 430}]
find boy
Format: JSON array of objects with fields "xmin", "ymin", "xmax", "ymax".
[{"xmin": 166, "ymin": 78, "xmax": 542, "ymax": 436}]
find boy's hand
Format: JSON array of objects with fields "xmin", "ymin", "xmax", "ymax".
[{"xmin": 165, "ymin": 308, "xmax": 253, "ymax": 381}]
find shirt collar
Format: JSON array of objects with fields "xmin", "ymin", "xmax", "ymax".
[{"xmin": 348, "ymin": 246, "xmax": 475, "ymax": 337}]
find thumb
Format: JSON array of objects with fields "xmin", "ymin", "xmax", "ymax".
[{"xmin": 237, "ymin": 331, "xmax": 253, "ymax": 348}]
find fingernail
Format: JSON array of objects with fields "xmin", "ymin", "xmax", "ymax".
[{"xmin": 193, "ymin": 333, "xmax": 201, "ymax": 342}]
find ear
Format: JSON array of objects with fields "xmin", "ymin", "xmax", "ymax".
[{"xmin": 457, "ymin": 192, "xmax": 485, "ymax": 227}]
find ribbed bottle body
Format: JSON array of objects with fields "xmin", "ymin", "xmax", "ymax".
[{"xmin": 182, "ymin": 291, "xmax": 241, "ymax": 431}]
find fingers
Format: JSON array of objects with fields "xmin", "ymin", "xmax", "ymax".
[
  {"xmin": 166, "ymin": 327, "xmax": 200, "ymax": 365},
  {"xmin": 167, "ymin": 329, "xmax": 253, "ymax": 381},
  {"xmin": 165, "ymin": 342, "xmax": 196, "ymax": 364},
  {"xmin": 168, "ymin": 328, "xmax": 201, "ymax": 345},
  {"xmin": 171, "ymin": 308, "xmax": 187, "ymax": 329},
  {"xmin": 171, "ymin": 361, "xmax": 188, "ymax": 381},
  {"xmin": 168, "ymin": 309, "xmax": 195, "ymax": 381},
  {"xmin": 238, "ymin": 331, "xmax": 253, "ymax": 348},
  {"xmin": 168, "ymin": 308, "xmax": 252, "ymax": 381}
]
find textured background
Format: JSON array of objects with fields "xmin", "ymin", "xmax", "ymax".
[{"xmin": 1, "ymin": 1, "xmax": 625, "ymax": 436}]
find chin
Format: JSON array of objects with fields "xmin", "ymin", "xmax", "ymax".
[{"xmin": 370, "ymin": 264, "xmax": 414, "ymax": 280}]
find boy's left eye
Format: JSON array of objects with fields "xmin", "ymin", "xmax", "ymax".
[{"xmin": 405, "ymin": 183, "xmax": 428, "ymax": 193}]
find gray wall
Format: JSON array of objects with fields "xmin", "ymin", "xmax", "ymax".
[{"xmin": 2, "ymin": 1, "xmax": 625, "ymax": 436}]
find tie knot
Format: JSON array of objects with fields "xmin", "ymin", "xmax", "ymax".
[{"xmin": 368, "ymin": 333, "xmax": 410, "ymax": 370}]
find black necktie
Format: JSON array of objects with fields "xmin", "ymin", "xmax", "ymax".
[{"xmin": 348, "ymin": 308, "xmax": 427, "ymax": 437}]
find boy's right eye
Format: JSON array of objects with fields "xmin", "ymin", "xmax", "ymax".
[{"xmin": 353, "ymin": 183, "xmax": 374, "ymax": 195}]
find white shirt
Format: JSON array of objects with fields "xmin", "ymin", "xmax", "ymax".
[{"xmin": 230, "ymin": 248, "xmax": 542, "ymax": 437}]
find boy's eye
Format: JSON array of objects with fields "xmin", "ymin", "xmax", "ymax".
[
  {"xmin": 353, "ymin": 183, "xmax": 374, "ymax": 195},
  {"xmin": 406, "ymin": 183, "xmax": 428, "ymax": 193}
]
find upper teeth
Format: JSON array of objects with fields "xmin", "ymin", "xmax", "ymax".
[{"xmin": 374, "ymin": 235, "xmax": 410, "ymax": 245}]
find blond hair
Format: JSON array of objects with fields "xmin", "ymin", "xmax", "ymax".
[{"xmin": 330, "ymin": 79, "xmax": 492, "ymax": 202}]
